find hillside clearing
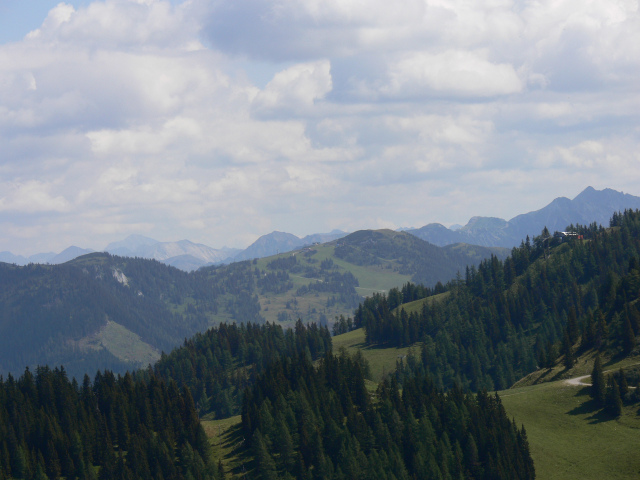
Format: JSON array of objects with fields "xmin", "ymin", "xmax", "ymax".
[
  {"xmin": 332, "ymin": 328, "xmax": 416, "ymax": 382},
  {"xmin": 501, "ymin": 379, "xmax": 640, "ymax": 480},
  {"xmin": 78, "ymin": 319, "xmax": 160, "ymax": 367}
]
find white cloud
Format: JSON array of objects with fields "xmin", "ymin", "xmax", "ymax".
[
  {"xmin": 382, "ymin": 50, "xmax": 523, "ymax": 98},
  {"xmin": 1, "ymin": 0, "xmax": 640, "ymax": 255},
  {"xmin": 27, "ymin": 1, "xmax": 199, "ymax": 50},
  {"xmin": 252, "ymin": 60, "xmax": 333, "ymax": 116},
  {"xmin": 538, "ymin": 138, "xmax": 637, "ymax": 171},
  {"xmin": 0, "ymin": 180, "xmax": 71, "ymax": 213}
]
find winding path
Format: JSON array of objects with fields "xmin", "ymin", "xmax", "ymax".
[{"xmin": 565, "ymin": 374, "xmax": 591, "ymax": 386}]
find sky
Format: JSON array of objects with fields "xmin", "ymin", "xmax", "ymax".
[{"xmin": 1, "ymin": 0, "xmax": 639, "ymax": 255}]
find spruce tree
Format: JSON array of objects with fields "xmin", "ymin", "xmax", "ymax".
[
  {"xmin": 591, "ymin": 355, "xmax": 606, "ymax": 407},
  {"xmin": 561, "ymin": 332, "xmax": 574, "ymax": 369},
  {"xmin": 567, "ymin": 307, "xmax": 579, "ymax": 344},
  {"xmin": 606, "ymin": 378, "xmax": 623, "ymax": 417},
  {"xmin": 622, "ymin": 314, "xmax": 636, "ymax": 354},
  {"xmin": 618, "ymin": 368, "xmax": 629, "ymax": 398},
  {"xmin": 252, "ymin": 430, "xmax": 278, "ymax": 480}
]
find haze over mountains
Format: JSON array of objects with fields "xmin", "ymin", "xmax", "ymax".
[
  {"xmin": 0, "ymin": 246, "xmax": 95, "ymax": 266},
  {"xmin": 409, "ymin": 186, "xmax": 640, "ymax": 247},
  {"xmin": 104, "ymin": 235, "xmax": 242, "ymax": 270},
  {"xmin": 233, "ymin": 229, "xmax": 348, "ymax": 261},
  {"xmin": 2, "ymin": 187, "xmax": 639, "ymax": 270}
]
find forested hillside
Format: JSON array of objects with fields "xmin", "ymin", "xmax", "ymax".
[
  {"xmin": 353, "ymin": 210, "xmax": 640, "ymax": 391},
  {"xmin": 0, "ymin": 255, "xmax": 217, "ymax": 378},
  {"xmin": 0, "ymin": 228, "xmax": 506, "ymax": 379},
  {"xmin": 0, "ymin": 366, "xmax": 223, "ymax": 480},
  {"xmin": 148, "ymin": 321, "xmax": 331, "ymax": 418},
  {"xmin": 0, "ymin": 233, "xmax": 541, "ymax": 479},
  {"xmin": 241, "ymin": 351, "xmax": 534, "ymax": 480}
]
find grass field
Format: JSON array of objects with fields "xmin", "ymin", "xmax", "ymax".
[
  {"xmin": 305, "ymin": 244, "xmax": 412, "ymax": 293},
  {"xmin": 333, "ymin": 326, "xmax": 640, "ymax": 479},
  {"xmin": 332, "ymin": 328, "xmax": 416, "ymax": 381},
  {"xmin": 395, "ymin": 291, "xmax": 450, "ymax": 314},
  {"xmin": 78, "ymin": 319, "xmax": 160, "ymax": 367},
  {"xmin": 501, "ymin": 379, "xmax": 640, "ymax": 480},
  {"xmin": 201, "ymin": 415, "xmax": 249, "ymax": 477}
]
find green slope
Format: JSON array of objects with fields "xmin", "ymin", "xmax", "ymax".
[
  {"xmin": 392, "ymin": 291, "xmax": 450, "ymax": 314},
  {"xmin": 332, "ymin": 328, "xmax": 416, "ymax": 381},
  {"xmin": 250, "ymin": 230, "xmax": 507, "ymax": 325},
  {"xmin": 501, "ymin": 376, "xmax": 640, "ymax": 480},
  {"xmin": 79, "ymin": 319, "xmax": 161, "ymax": 367}
]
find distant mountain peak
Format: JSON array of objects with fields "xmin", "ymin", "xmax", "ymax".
[
  {"xmin": 51, "ymin": 246, "xmax": 95, "ymax": 264},
  {"xmin": 546, "ymin": 196, "xmax": 572, "ymax": 207},
  {"xmin": 103, "ymin": 236, "xmax": 240, "ymax": 270},
  {"xmin": 233, "ymin": 230, "xmax": 349, "ymax": 261},
  {"xmin": 409, "ymin": 187, "xmax": 640, "ymax": 248},
  {"xmin": 579, "ymin": 185, "xmax": 597, "ymax": 195},
  {"xmin": 462, "ymin": 217, "xmax": 509, "ymax": 231},
  {"xmin": 105, "ymin": 234, "xmax": 159, "ymax": 252}
]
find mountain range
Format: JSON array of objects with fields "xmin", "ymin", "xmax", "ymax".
[
  {"xmin": 2, "ymin": 187, "xmax": 639, "ymax": 269},
  {"xmin": 0, "ymin": 246, "xmax": 95, "ymax": 266},
  {"xmin": 408, "ymin": 186, "xmax": 640, "ymax": 247},
  {"xmin": 232, "ymin": 229, "xmax": 347, "ymax": 261},
  {"xmin": 104, "ymin": 235, "xmax": 241, "ymax": 270}
]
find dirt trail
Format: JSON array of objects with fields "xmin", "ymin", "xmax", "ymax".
[
  {"xmin": 565, "ymin": 375, "xmax": 591, "ymax": 386},
  {"xmin": 564, "ymin": 363, "xmax": 640, "ymax": 387}
]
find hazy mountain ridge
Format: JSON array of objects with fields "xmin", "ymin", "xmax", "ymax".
[
  {"xmin": 233, "ymin": 229, "xmax": 348, "ymax": 261},
  {"xmin": 3, "ymin": 187, "xmax": 640, "ymax": 268},
  {"xmin": 105, "ymin": 235, "xmax": 241, "ymax": 271},
  {"xmin": 0, "ymin": 231, "xmax": 346, "ymax": 271},
  {"xmin": 409, "ymin": 186, "xmax": 640, "ymax": 247},
  {"xmin": 0, "ymin": 253, "xmax": 217, "ymax": 379},
  {"xmin": 0, "ymin": 249, "xmax": 83, "ymax": 265}
]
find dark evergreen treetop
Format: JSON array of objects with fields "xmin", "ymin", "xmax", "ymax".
[
  {"xmin": 148, "ymin": 320, "xmax": 332, "ymax": 418},
  {"xmin": 241, "ymin": 351, "xmax": 535, "ymax": 480},
  {"xmin": 0, "ymin": 365, "xmax": 223, "ymax": 480}
]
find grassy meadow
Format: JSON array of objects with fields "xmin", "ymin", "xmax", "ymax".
[
  {"xmin": 201, "ymin": 415, "xmax": 248, "ymax": 477},
  {"xmin": 501, "ymin": 378, "xmax": 640, "ymax": 480},
  {"xmin": 332, "ymin": 328, "xmax": 416, "ymax": 382}
]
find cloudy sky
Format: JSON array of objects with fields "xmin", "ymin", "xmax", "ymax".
[{"xmin": 1, "ymin": 0, "xmax": 639, "ymax": 255}]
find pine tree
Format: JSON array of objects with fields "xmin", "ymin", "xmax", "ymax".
[
  {"xmin": 253, "ymin": 430, "xmax": 278, "ymax": 480},
  {"xmin": 622, "ymin": 314, "xmax": 636, "ymax": 354},
  {"xmin": 595, "ymin": 310, "xmax": 608, "ymax": 349},
  {"xmin": 567, "ymin": 307, "xmax": 579, "ymax": 344},
  {"xmin": 33, "ymin": 463, "xmax": 49, "ymax": 480},
  {"xmin": 591, "ymin": 355, "xmax": 606, "ymax": 407},
  {"xmin": 618, "ymin": 368, "xmax": 629, "ymax": 398},
  {"xmin": 561, "ymin": 332, "xmax": 574, "ymax": 369},
  {"xmin": 274, "ymin": 417, "xmax": 296, "ymax": 470},
  {"xmin": 606, "ymin": 378, "xmax": 623, "ymax": 417}
]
